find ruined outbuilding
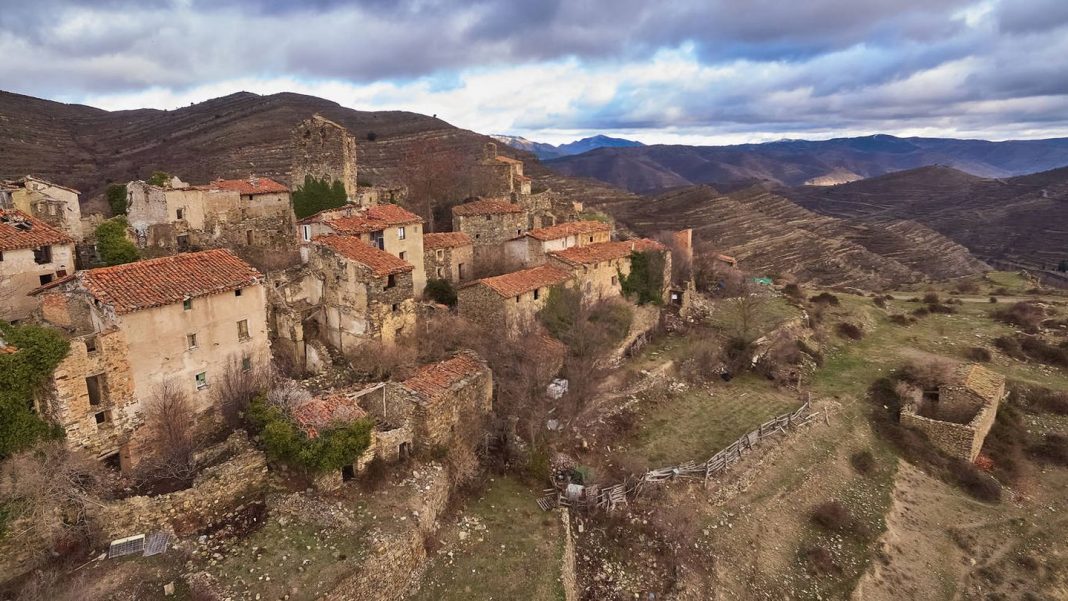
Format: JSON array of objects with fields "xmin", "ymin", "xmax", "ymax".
[
  {"xmin": 451, "ymin": 197, "xmax": 528, "ymax": 269},
  {"xmin": 34, "ymin": 249, "xmax": 271, "ymax": 471},
  {"xmin": 900, "ymin": 363, "xmax": 1006, "ymax": 461},
  {"xmin": 0, "ymin": 176, "xmax": 83, "ymax": 241},
  {"xmin": 548, "ymin": 238, "xmax": 669, "ymax": 302},
  {"xmin": 422, "ymin": 232, "xmax": 473, "ymax": 283},
  {"xmin": 457, "ymin": 264, "xmax": 572, "ymax": 332},
  {"xmin": 291, "ymin": 115, "xmax": 360, "ymax": 203},
  {"xmin": 0, "ymin": 208, "xmax": 76, "ymax": 321}
]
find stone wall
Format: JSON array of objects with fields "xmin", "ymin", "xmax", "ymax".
[
  {"xmin": 560, "ymin": 508, "xmax": 579, "ymax": 601},
  {"xmin": 0, "ymin": 242, "xmax": 76, "ymax": 321},
  {"xmin": 455, "ymin": 210, "xmax": 528, "ymax": 248},
  {"xmin": 91, "ymin": 433, "xmax": 268, "ymax": 541},
  {"xmin": 291, "ymin": 115, "xmax": 360, "ymax": 202},
  {"xmin": 423, "ymin": 243, "xmax": 474, "ymax": 284},
  {"xmin": 901, "ymin": 392, "xmax": 1001, "ymax": 461}
]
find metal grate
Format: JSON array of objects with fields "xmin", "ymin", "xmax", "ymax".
[
  {"xmin": 107, "ymin": 534, "xmax": 145, "ymax": 559},
  {"xmin": 143, "ymin": 532, "xmax": 171, "ymax": 557}
]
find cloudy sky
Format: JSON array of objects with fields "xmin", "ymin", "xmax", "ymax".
[{"xmin": 2, "ymin": 0, "xmax": 1067, "ymax": 144}]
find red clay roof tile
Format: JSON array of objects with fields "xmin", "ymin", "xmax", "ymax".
[
  {"xmin": 209, "ymin": 177, "xmax": 289, "ymax": 195},
  {"xmin": 451, "ymin": 198, "xmax": 524, "ymax": 216},
  {"xmin": 0, "ymin": 209, "xmax": 74, "ymax": 251},
  {"xmin": 476, "ymin": 264, "xmax": 571, "ymax": 298},
  {"xmin": 292, "ymin": 393, "xmax": 368, "ymax": 439},
  {"xmin": 549, "ymin": 239, "xmax": 665, "ymax": 266},
  {"xmin": 526, "ymin": 220, "xmax": 610, "ymax": 241},
  {"xmin": 423, "ymin": 232, "xmax": 473, "ymax": 250},
  {"xmin": 76, "ymin": 249, "xmax": 262, "ymax": 315},
  {"xmin": 315, "ymin": 235, "xmax": 413, "ymax": 277},
  {"xmin": 402, "ymin": 352, "xmax": 486, "ymax": 405}
]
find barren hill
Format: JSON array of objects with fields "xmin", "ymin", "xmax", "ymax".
[
  {"xmin": 603, "ymin": 185, "xmax": 987, "ymax": 289},
  {"xmin": 785, "ymin": 165, "xmax": 1068, "ymax": 271},
  {"xmin": 545, "ymin": 134, "xmax": 1068, "ymax": 193},
  {"xmin": 0, "ymin": 90, "xmax": 525, "ymax": 199}
]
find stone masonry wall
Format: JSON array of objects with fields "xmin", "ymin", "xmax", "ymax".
[
  {"xmin": 291, "ymin": 115, "xmax": 360, "ymax": 202},
  {"xmin": 91, "ymin": 432, "xmax": 268, "ymax": 540},
  {"xmin": 901, "ymin": 392, "xmax": 1001, "ymax": 462},
  {"xmin": 456, "ymin": 210, "xmax": 528, "ymax": 248}
]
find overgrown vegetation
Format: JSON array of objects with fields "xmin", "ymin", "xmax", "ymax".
[
  {"xmin": 292, "ymin": 174, "xmax": 348, "ymax": 219},
  {"xmin": 809, "ymin": 292, "xmax": 840, "ymax": 306},
  {"xmin": 246, "ymin": 394, "xmax": 372, "ymax": 474},
  {"xmin": 619, "ymin": 250, "xmax": 665, "ymax": 305},
  {"xmin": 105, "ymin": 183, "xmax": 127, "ymax": 216},
  {"xmin": 992, "ymin": 301, "xmax": 1047, "ymax": 333},
  {"xmin": 424, "ymin": 278, "xmax": 458, "ymax": 307},
  {"xmin": 0, "ymin": 323, "xmax": 69, "ymax": 459},
  {"xmin": 146, "ymin": 171, "xmax": 172, "ymax": 187},
  {"xmin": 94, "ymin": 217, "xmax": 139, "ymax": 266}
]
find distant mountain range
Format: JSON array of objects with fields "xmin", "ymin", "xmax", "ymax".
[
  {"xmin": 492, "ymin": 134, "xmax": 643, "ymax": 160},
  {"xmin": 543, "ymin": 134, "xmax": 1068, "ymax": 193}
]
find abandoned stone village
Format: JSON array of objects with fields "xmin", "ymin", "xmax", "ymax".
[{"xmin": 2, "ymin": 113, "xmax": 1063, "ymax": 601}]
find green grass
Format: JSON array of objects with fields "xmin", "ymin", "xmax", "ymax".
[
  {"xmin": 628, "ymin": 374, "xmax": 802, "ymax": 466},
  {"xmin": 409, "ymin": 477, "xmax": 565, "ymax": 601}
]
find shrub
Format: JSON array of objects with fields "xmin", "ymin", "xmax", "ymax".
[
  {"xmin": 873, "ymin": 296, "xmax": 887, "ymax": 308},
  {"xmin": 994, "ymin": 335, "xmax": 1026, "ymax": 360},
  {"xmin": 889, "ymin": 314, "xmax": 912, "ymax": 326},
  {"xmin": 246, "ymin": 395, "xmax": 373, "ymax": 474},
  {"xmin": 956, "ymin": 281, "xmax": 980, "ymax": 294},
  {"xmin": 424, "ymin": 278, "xmax": 457, "ymax": 307},
  {"xmin": 1027, "ymin": 434, "xmax": 1068, "ymax": 465},
  {"xmin": 95, "ymin": 217, "xmax": 139, "ymax": 266},
  {"xmin": 366, "ymin": 131, "xmax": 378, "ymax": 141},
  {"xmin": 923, "ymin": 292, "xmax": 941, "ymax": 304},
  {"xmin": 1019, "ymin": 336, "xmax": 1068, "ymax": 367},
  {"xmin": 809, "ymin": 292, "xmax": 840, "ymax": 306},
  {"xmin": 105, "ymin": 183, "xmax": 127, "ymax": 216},
  {"xmin": 1020, "ymin": 386, "xmax": 1068, "ymax": 415},
  {"xmin": 898, "ymin": 358, "xmax": 955, "ymax": 390},
  {"xmin": 989, "ymin": 296, "xmax": 998, "ymax": 304},
  {"xmin": 619, "ymin": 250, "xmax": 666, "ymax": 305},
  {"xmin": 992, "ymin": 302, "xmax": 1046, "ymax": 333},
  {"xmin": 953, "ymin": 460, "xmax": 1002, "ymax": 502},
  {"xmin": 146, "ymin": 171, "xmax": 171, "ymax": 186},
  {"xmin": 782, "ymin": 283, "xmax": 803, "ymax": 301},
  {"xmin": 850, "ymin": 450, "xmax": 876, "ymax": 475},
  {"xmin": 803, "ymin": 545, "xmax": 839, "ymax": 575},
  {"xmin": 927, "ymin": 303, "xmax": 957, "ymax": 314},
  {"xmin": 965, "ymin": 347, "xmax": 993, "ymax": 362},
  {"xmin": 835, "ymin": 322, "xmax": 864, "ymax": 340},
  {"xmin": 810, "ymin": 500, "xmax": 855, "ymax": 533},
  {"xmin": 0, "ymin": 323, "xmax": 69, "ymax": 458},
  {"xmin": 912, "ymin": 307, "xmax": 930, "ymax": 317}
]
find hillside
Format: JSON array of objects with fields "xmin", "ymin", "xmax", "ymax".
[
  {"xmin": 785, "ymin": 165, "xmax": 1068, "ymax": 271},
  {"xmin": 603, "ymin": 185, "xmax": 987, "ymax": 289},
  {"xmin": 0, "ymin": 90, "xmax": 531, "ymax": 199},
  {"xmin": 545, "ymin": 134, "xmax": 1068, "ymax": 193},
  {"xmin": 492, "ymin": 134, "xmax": 643, "ymax": 160}
]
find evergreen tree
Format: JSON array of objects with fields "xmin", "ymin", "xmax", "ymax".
[
  {"xmin": 105, "ymin": 184, "xmax": 127, "ymax": 216},
  {"xmin": 95, "ymin": 217, "xmax": 139, "ymax": 266},
  {"xmin": 292, "ymin": 175, "xmax": 348, "ymax": 219}
]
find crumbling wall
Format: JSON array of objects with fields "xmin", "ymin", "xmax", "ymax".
[
  {"xmin": 91, "ymin": 433, "xmax": 268, "ymax": 540},
  {"xmin": 901, "ymin": 392, "xmax": 1000, "ymax": 462},
  {"xmin": 291, "ymin": 115, "xmax": 359, "ymax": 202},
  {"xmin": 560, "ymin": 508, "xmax": 579, "ymax": 601}
]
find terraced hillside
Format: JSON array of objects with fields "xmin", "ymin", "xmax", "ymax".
[
  {"xmin": 0, "ymin": 90, "xmax": 531, "ymax": 199},
  {"xmin": 606, "ymin": 185, "xmax": 987, "ymax": 289},
  {"xmin": 786, "ymin": 165, "xmax": 1068, "ymax": 271}
]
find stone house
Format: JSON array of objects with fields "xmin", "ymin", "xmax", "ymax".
[
  {"xmin": 505, "ymin": 220, "xmax": 612, "ymax": 267},
  {"xmin": 291, "ymin": 115, "xmax": 360, "ymax": 203},
  {"xmin": 308, "ymin": 235, "xmax": 417, "ymax": 351},
  {"xmin": 33, "ymin": 249, "xmax": 270, "ymax": 471},
  {"xmin": 457, "ymin": 264, "xmax": 572, "ymax": 332},
  {"xmin": 479, "ymin": 143, "xmax": 531, "ymax": 196},
  {"xmin": 547, "ymin": 238, "xmax": 669, "ymax": 303},
  {"xmin": 451, "ymin": 197, "xmax": 528, "ymax": 269},
  {"xmin": 298, "ymin": 203, "xmax": 426, "ymax": 296},
  {"xmin": 422, "ymin": 232, "xmax": 473, "ymax": 284},
  {"xmin": 1, "ymin": 176, "xmax": 83, "ymax": 241},
  {"xmin": 0, "ymin": 209, "xmax": 76, "ymax": 321},
  {"xmin": 126, "ymin": 176, "xmax": 297, "ymax": 266},
  {"xmin": 900, "ymin": 363, "xmax": 1006, "ymax": 461}
]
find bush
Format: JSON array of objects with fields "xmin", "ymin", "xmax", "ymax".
[
  {"xmin": 146, "ymin": 171, "xmax": 171, "ymax": 186},
  {"xmin": 1027, "ymin": 434, "xmax": 1068, "ymax": 465},
  {"xmin": 246, "ymin": 395, "xmax": 373, "ymax": 474},
  {"xmin": 850, "ymin": 450, "xmax": 875, "ymax": 475},
  {"xmin": 965, "ymin": 347, "xmax": 993, "ymax": 362},
  {"xmin": 803, "ymin": 545, "xmax": 839, "ymax": 575},
  {"xmin": 1019, "ymin": 336, "xmax": 1068, "ymax": 367},
  {"xmin": 923, "ymin": 292, "xmax": 941, "ymax": 304},
  {"xmin": 873, "ymin": 296, "xmax": 887, "ymax": 308},
  {"xmin": 952, "ymin": 460, "xmax": 1002, "ymax": 502},
  {"xmin": 366, "ymin": 131, "xmax": 378, "ymax": 141},
  {"xmin": 619, "ymin": 250, "xmax": 666, "ymax": 305},
  {"xmin": 105, "ymin": 183, "xmax": 127, "ymax": 216},
  {"xmin": 810, "ymin": 500, "xmax": 857, "ymax": 533},
  {"xmin": 95, "ymin": 217, "xmax": 139, "ymax": 266},
  {"xmin": 1018, "ymin": 385, "xmax": 1068, "ymax": 415},
  {"xmin": 994, "ymin": 335, "xmax": 1026, "ymax": 360},
  {"xmin": 989, "ymin": 296, "xmax": 998, "ymax": 304},
  {"xmin": 835, "ymin": 322, "xmax": 864, "ymax": 340},
  {"xmin": 424, "ymin": 278, "xmax": 457, "ymax": 307},
  {"xmin": 809, "ymin": 292, "xmax": 840, "ymax": 306},
  {"xmin": 992, "ymin": 302, "xmax": 1046, "ymax": 333},
  {"xmin": 782, "ymin": 283, "xmax": 803, "ymax": 301},
  {"xmin": 912, "ymin": 307, "xmax": 930, "ymax": 317},
  {"xmin": 889, "ymin": 314, "xmax": 913, "ymax": 326},
  {"xmin": 927, "ymin": 303, "xmax": 957, "ymax": 314}
]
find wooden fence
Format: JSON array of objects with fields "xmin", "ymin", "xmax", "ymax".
[{"xmin": 538, "ymin": 401, "xmax": 815, "ymax": 512}]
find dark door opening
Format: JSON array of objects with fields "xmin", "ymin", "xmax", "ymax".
[{"xmin": 341, "ymin": 464, "xmax": 356, "ymax": 481}]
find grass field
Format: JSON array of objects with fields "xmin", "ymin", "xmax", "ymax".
[{"xmin": 408, "ymin": 477, "xmax": 566, "ymax": 601}]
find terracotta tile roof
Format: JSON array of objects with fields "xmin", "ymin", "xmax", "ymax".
[
  {"xmin": 423, "ymin": 232, "xmax": 473, "ymax": 250},
  {"xmin": 0, "ymin": 209, "xmax": 75, "ymax": 251},
  {"xmin": 315, "ymin": 235, "xmax": 413, "ymax": 277},
  {"xmin": 323, "ymin": 204, "xmax": 422, "ymax": 234},
  {"xmin": 526, "ymin": 220, "xmax": 610, "ymax": 242},
  {"xmin": 402, "ymin": 351, "xmax": 486, "ymax": 405},
  {"xmin": 451, "ymin": 198, "xmax": 524, "ymax": 217},
  {"xmin": 494, "ymin": 155, "xmax": 523, "ymax": 165},
  {"xmin": 549, "ymin": 239, "xmax": 665, "ymax": 267},
  {"xmin": 954, "ymin": 364, "xmax": 1005, "ymax": 403},
  {"xmin": 476, "ymin": 265, "xmax": 571, "ymax": 298},
  {"xmin": 292, "ymin": 393, "xmax": 368, "ymax": 439},
  {"xmin": 76, "ymin": 249, "xmax": 263, "ymax": 315},
  {"xmin": 0, "ymin": 337, "xmax": 17, "ymax": 355},
  {"xmin": 209, "ymin": 177, "xmax": 289, "ymax": 195}
]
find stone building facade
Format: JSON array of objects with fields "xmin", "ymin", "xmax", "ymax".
[
  {"xmin": 126, "ymin": 176, "xmax": 297, "ymax": 268},
  {"xmin": 457, "ymin": 264, "xmax": 572, "ymax": 332},
  {"xmin": 291, "ymin": 115, "xmax": 360, "ymax": 203},
  {"xmin": 451, "ymin": 197, "xmax": 528, "ymax": 270},
  {"xmin": 479, "ymin": 143, "xmax": 531, "ymax": 196},
  {"xmin": 299, "ymin": 204, "xmax": 426, "ymax": 296},
  {"xmin": 34, "ymin": 249, "xmax": 271, "ymax": 470},
  {"xmin": 422, "ymin": 232, "xmax": 473, "ymax": 284},
  {"xmin": 0, "ymin": 209, "xmax": 76, "ymax": 321},
  {"xmin": 505, "ymin": 220, "xmax": 612, "ymax": 267},
  {"xmin": 308, "ymin": 235, "xmax": 417, "ymax": 352},
  {"xmin": 900, "ymin": 363, "xmax": 1006, "ymax": 461},
  {"xmin": 547, "ymin": 238, "xmax": 669, "ymax": 303},
  {"xmin": 1, "ymin": 176, "xmax": 83, "ymax": 241}
]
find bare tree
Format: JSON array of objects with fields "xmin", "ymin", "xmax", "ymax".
[
  {"xmin": 401, "ymin": 138, "xmax": 461, "ymax": 233},
  {"xmin": 720, "ymin": 280, "xmax": 770, "ymax": 345},
  {"xmin": 266, "ymin": 379, "xmax": 313, "ymax": 413},
  {"xmin": 137, "ymin": 380, "xmax": 201, "ymax": 489},
  {"xmin": 213, "ymin": 354, "xmax": 269, "ymax": 427}
]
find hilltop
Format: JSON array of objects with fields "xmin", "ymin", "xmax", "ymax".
[{"xmin": 493, "ymin": 134, "xmax": 643, "ymax": 160}]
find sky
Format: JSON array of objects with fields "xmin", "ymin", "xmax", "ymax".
[{"xmin": 2, "ymin": 0, "xmax": 1068, "ymax": 145}]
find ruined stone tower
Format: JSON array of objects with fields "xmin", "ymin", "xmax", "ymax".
[{"xmin": 290, "ymin": 115, "xmax": 359, "ymax": 202}]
